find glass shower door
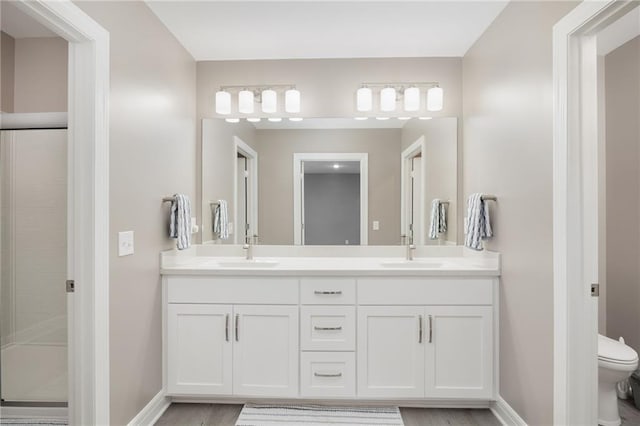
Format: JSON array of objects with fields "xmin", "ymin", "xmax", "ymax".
[{"xmin": 1, "ymin": 128, "xmax": 68, "ymax": 405}]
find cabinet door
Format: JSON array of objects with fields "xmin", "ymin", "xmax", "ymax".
[
  {"xmin": 425, "ymin": 306, "xmax": 493, "ymax": 399},
  {"xmin": 167, "ymin": 304, "xmax": 232, "ymax": 395},
  {"xmin": 357, "ymin": 306, "xmax": 425, "ymax": 398},
  {"xmin": 233, "ymin": 305, "xmax": 299, "ymax": 397}
]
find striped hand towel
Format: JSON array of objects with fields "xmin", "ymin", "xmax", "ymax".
[
  {"xmin": 428, "ymin": 199, "xmax": 448, "ymax": 240},
  {"xmin": 213, "ymin": 199, "xmax": 230, "ymax": 240},
  {"xmin": 464, "ymin": 193, "xmax": 492, "ymax": 250},
  {"xmin": 169, "ymin": 194, "xmax": 191, "ymax": 250}
]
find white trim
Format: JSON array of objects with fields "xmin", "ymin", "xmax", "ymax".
[
  {"xmin": 293, "ymin": 153, "xmax": 368, "ymax": 245},
  {"xmin": 12, "ymin": 1, "xmax": 110, "ymax": 425},
  {"xmin": 400, "ymin": 136, "xmax": 427, "ymax": 245},
  {"xmin": 233, "ymin": 137, "xmax": 258, "ymax": 244},
  {"xmin": 490, "ymin": 396, "xmax": 527, "ymax": 426},
  {"xmin": 553, "ymin": 2, "xmax": 638, "ymax": 425},
  {"xmin": 127, "ymin": 391, "xmax": 171, "ymax": 426},
  {"xmin": 0, "ymin": 406, "xmax": 68, "ymax": 420}
]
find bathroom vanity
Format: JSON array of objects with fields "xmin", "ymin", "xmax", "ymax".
[{"xmin": 160, "ymin": 245, "xmax": 500, "ymax": 407}]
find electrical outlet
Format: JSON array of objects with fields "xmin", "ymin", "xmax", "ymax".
[
  {"xmin": 373, "ymin": 220, "xmax": 380, "ymax": 231},
  {"xmin": 118, "ymin": 231, "xmax": 134, "ymax": 256}
]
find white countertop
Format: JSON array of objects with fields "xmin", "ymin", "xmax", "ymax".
[{"xmin": 160, "ymin": 245, "xmax": 501, "ymax": 277}]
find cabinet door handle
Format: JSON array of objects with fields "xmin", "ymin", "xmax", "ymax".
[
  {"xmin": 314, "ymin": 290, "xmax": 342, "ymax": 295},
  {"xmin": 225, "ymin": 314, "xmax": 229, "ymax": 342},
  {"xmin": 314, "ymin": 326, "xmax": 342, "ymax": 331},
  {"xmin": 235, "ymin": 314, "xmax": 239, "ymax": 342},
  {"xmin": 314, "ymin": 372, "xmax": 342, "ymax": 378},
  {"xmin": 428, "ymin": 315, "xmax": 433, "ymax": 343},
  {"xmin": 419, "ymin": 315, "xmax": 423, "ymax": 343}
]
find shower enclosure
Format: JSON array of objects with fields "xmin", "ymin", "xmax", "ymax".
[{"xmin": 0, "ymin": 121, "xmax": 68, "ymax": 413}]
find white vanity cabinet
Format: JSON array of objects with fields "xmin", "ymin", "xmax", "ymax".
[
  {"xmin": 164, "ymin": 277, "xmax": 299, "ymax": 397},
  {"xmin": 163, "ymin": 271, "xmax": 498, "ymax": 405}
]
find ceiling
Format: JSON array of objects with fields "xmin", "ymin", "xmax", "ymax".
[
  {"xmin": 1, "ymin": 1, "xmax": 58, "ymax": 38},
  {"xmin": 145, "ymin": 1, "xmax": 508, "ymax": 61}
]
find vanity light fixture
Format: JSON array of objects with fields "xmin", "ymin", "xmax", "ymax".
[
  {"xmin": 238, "ymin": 90, "xmax": 254, "ymax": 114},
  {"xmin": 356, "ymin": 87, "xmax": 373, "ymax": 112},
  {"xmin": 398, "ymin": 117, "xmax": 412, "ymax": 121},
  {"xmin": 354, "ymin": 82, "xmax": 444, "ymax": 116},
  {"xmin": 215, "ymin": 90, "xmax": 231, "ymax": 115},
  {"xmin": 332, "ymin": 164, "xmax": 340, "ymax": 169},
  {"xmin": 289, "ymin": 117, "xmax": 304, "ymax": 122},
  {"xmin": 419, "ymin": 116, "xmax": 433, "ymax": 120},
  {"xmin": 225, "ymin": 118, "xmax": 240, "ymax": 123},
  {"xmin": 376, "ymin": 117, "xmax": 390, "ymax": 121},
  {"xmin": 403, "ymin": 87, "xmax": 420, "ymax": 111},
  {"xmin": 247, "ymin": 117, "xmax": 261, "ymax": 123},
  {"xmin": 262, "ymin": 89, "xmax": 277, "ymax": 113},
  {"xmin": 285, "ymin": 89, "xmax": 301, "ymax": 113},
  {"xmin": 268, "ymin": 117, "xmax": 282, "ymax": 122},
  {"xmin": 354, "ymin": 117, "xmax": 369, "ymax": 121},
  {"xmin": 427, "ymin": 86, "xmax": 444, "ymax": 111},
  {"xmin": 380, "ymin": 87, "xmax": 396, "ymax": 112}
]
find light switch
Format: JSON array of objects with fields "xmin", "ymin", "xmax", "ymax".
[
  {"xmin": 118, "ymin": 231, "xmax": 134, "ymax": 256},
  {"xmin": 373, "ymin": 220, "xmax": 380, "ymax": 231}
]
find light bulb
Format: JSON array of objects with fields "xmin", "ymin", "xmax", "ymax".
[
  {"xmin": 419, "ymin": 116, "xmax": 433, "ymax": 120},
  {"xmin": 380, "ymin": 87, "xmax": 396, "ymax": 112},
  {"xmin": 376, "ymin": 117, "xmax": 390, "ymax": 121},
  {"xmin": 356, "ymin": 87, "xmax": 373, "ymax": 112},
  {"xmin": 225, "ymin": 118, "xmax": 239, "ymax": 123},
  {"xmin": 238, "ymin": 90, "xmax": 254, "ymax": 114},
  {"xmin": 427, "ymin": 86, "xmax": 444, "ymax": 111},
  {"xmin": 404, "ymin": 87, "xmax": 420, "ymax": 111},
  {"xmin": 262, "ymin": 89, "xmax": 277, "ymax": 113},
  {"xmin": 289, "ymin": 117, "xmax": 303, "ymax": 122},
  {"xmin": 215, "ymin": 90, "xmax": 231, "ymax": 115},
  {"xmin": 285, "ymin": 89, "xmax": 301, "ymax": 113},
  {"xmin": 354, "ymin": 117, "xmax": 368, "ymax": 121},
  {"xmin": 247, "ymin": 117, "xmax": 261, "ymax": 123},
  {"xmin": 268, "ymin": 117, "xmax": 282, "ymax": 122}
]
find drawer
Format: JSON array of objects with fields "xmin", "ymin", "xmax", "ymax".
[
  {"xmin": 301, "ymin": 306, "xmax": 356, "ymax": 351},
  {"xmin": 358, "ymin": 277, "xmax": 494, "ymax": 305},
  {"xmin": 166, "ymin": 276, "xmax": 298, "ymax": 304},
  {"xmin": 300, "ymin": 352, "xmax": 355, "ymax": 398},
  {"xmin": 301, "ymin": 278, "xmax": 356, "ymax": 305}
]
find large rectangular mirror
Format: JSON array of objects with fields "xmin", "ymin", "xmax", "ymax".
[{"xmin": 201, "ymin": 117, "xmax": 458, "ymax": 246}]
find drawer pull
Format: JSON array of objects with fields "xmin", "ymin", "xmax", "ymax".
[
  {"xmin": 419, "ymin": 315, "xmax": 423, "ymax": 344},
  {"xmin": 225, "ymin": 314, "xmax": 229, "ymax": 342},
  {"xmin": 235, "ymin": 314, "xmax": 239, "ymax": 342},
  {"xmin": 314, "ymin": 290, "xmax": 342, "ymax": 295},
  {"xmin": 314, "ymin": 326, "xmax": 343, "ymax": 331},
  {"xmin": 428, "ymin": 315, "xmax": 433, "ymax": 343},
  {"xmin": 314, "ymin": 372, "xmax": 342, "ymax": 378}
]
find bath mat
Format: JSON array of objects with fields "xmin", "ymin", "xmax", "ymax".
[
  {"xmin": 235, "ymin": 404, "xmax": 404, "ymax": 426},
  {"xmin": 0, "ymin": 419, "xmax": 67, "ymax": 426}
]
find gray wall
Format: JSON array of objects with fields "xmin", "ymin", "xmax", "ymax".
[
  {"xmin": 462, "ymin": 2, "xmax": 576, "ymax": 425},
  {"xmin": 256, "ymin": 128, "xmax": 401, "ymax": 245},
  {"xmin": 13, "ymin": 37, "xmax": 67, "ymax": 113},
  {"xmin": 1, "ymin": 32, "xmax": 15, "ymax": 113},
  {"xmin": 605, "ymin": 36, "xmax": 640, "ymax": 352},
  {"xmin": 304, "ymin": 173, "xmax": 360, "ymax": 245},
  {"xmin": 75, "ymin": 2, "xmax": 197, "ymax": 425}
]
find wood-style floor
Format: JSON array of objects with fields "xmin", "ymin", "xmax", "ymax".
[
  {"xmin": 155, "ymin": 403, "xmax": 502, "ymax": 426},
  {"xmin": 620, "ymin": 398, "xmax": 640, "ymax": 425}
]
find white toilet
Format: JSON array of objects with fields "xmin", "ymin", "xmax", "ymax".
[{"xmin": 598, "ymin": 334, "xmax": 639, "ymax": 426}]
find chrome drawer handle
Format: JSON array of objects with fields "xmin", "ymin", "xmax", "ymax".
[
  {"xmin": 314, "ymin": 372, "xmax": 342, "ymax": 378},
  {"xmin": 225, "ymin": 314, "xmax": 229, "ymax": 342},
  {"xmin": 314, "ymin": 326, "xmax": 342, "ymax": 331},
  {"xmin": 314, "ymin": 290, "xmax": 342, "ymax": 295},
  {"xmin": 235, "ymin": 314, "xmax": 239, "ymax": 342},
  {"xmin": 419, "ymin": 315, "xmax": 423, "ymax": 344},
  {"xmin": 429, "ymin": 315, "xmax": 433, "ymax": 343}
]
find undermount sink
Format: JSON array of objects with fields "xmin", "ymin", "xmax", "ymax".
[
  {"xmin": 380, "ymin": 260, "xmax": 446, "ymax": 268},
  {"xmin": 216, "ymin": 260, "xmax": 279, "ymax": 268}
]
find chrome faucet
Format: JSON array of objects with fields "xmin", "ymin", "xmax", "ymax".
[
  {"xmin": 406, "ymin": 240, "xmax": 416, "ymax": 261},
  {"xmin": 242, "ymin": 235, "xmax": 258, "ymax": 260}
]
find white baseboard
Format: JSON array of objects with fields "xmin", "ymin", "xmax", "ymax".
[
  {"xmin": 127, "ymin": 391, "xmax": 170, "ymax": 426},
  {"xmin": 0, "ymin": 406, "xmax": 67, "ymax": 420},
  {"xmin": 491, "ymin": 396, "xmax": 527, "ymax": 426}
]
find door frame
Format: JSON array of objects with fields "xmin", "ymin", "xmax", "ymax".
[
  {"xmin": 400, "ymin": 136, "xmax": 427, "ymax": 245},
  {"xmin": 12, "ymin": 1, "xmax": 110, "ymax": 424},
  {"xmin": 293, "ymin": 152, "xmax": 368, "ymax": 245},
  {"xmin": 233, "ymin": 137, "xmax": 258, "ymax": 244},
  {"xmin": 553, "ymin": 1, "xmax": 637, "ymax": 424}
]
